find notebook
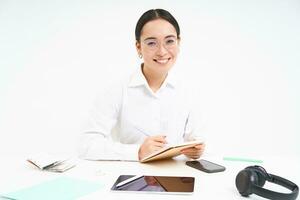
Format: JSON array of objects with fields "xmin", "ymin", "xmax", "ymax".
[{"xmin": 140, "ymin": 140, "xmax": 203, "ymax": 163}]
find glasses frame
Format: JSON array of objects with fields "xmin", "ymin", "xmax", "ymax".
[{"xmin": 142, "ymin": 36, "xmax": 179, "ymax": 51}]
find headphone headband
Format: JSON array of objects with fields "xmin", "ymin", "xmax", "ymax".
[{"xmin": 236, "ymin": 166, "xmax": 299, "ymax": 200}]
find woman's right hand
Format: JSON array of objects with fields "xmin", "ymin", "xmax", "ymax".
[{"xmin": 138, "ymin": 135, "xmax": 167, "ymax": 161}]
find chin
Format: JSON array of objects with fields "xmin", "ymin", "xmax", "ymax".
[{"xmin": 155, "ymin": 63, "xmax": 172, "ymax": 73}]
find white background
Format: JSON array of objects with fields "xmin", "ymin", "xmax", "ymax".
[{"xmin": 0, "ymin": 0, "xmax": 299, "ymax": 158}]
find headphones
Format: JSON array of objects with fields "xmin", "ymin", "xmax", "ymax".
[{"xmin": 235, "ymin": 165, "xmax": 299, "ymax": 200}]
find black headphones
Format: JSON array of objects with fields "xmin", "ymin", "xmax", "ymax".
[{"xmin": 235, "ymin": 165, "xmax": 299, "ymax": 200}]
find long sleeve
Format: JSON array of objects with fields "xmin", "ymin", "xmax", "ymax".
[
  {"xmin": 183, "ymin": 88, "xmax": 207, "ymax": 143},
  {"xmin": 183, "ymin": 108, "xmax": 207, "ymax": 142},
  {"xmin": 78, "ymin": 133, "xmax": 140, "ymax": 161},
  {"xmin": 77, "ymin": 84, "xmax": 139, "ymax": 161}
]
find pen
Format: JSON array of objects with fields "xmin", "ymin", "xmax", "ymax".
[
  {"xmin": 133, "ymin": 125, "xmax": 150, "ymax": 137},
  {"xmin": 223, "ymin": 156, "xmax": 263, "ymax": 163},
  {"xmin": 116, "ymin": 175, "xmax": 144, "ymax": 188}
]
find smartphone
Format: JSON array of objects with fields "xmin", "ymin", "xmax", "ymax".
[{"xmin": 186, "ymin": 159, "xmax": 226, "ymax": 173}]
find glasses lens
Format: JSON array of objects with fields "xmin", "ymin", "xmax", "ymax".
[
  {"xmin": 144, "ymin": 39, "xmax": 157, "ymax": 50},
  {"xmin": 164, "ymin": 38, "xmax": 177, "ymax": 48}
]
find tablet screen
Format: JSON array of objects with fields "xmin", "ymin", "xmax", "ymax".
[{"xmin": 111, "ymin": 175, "xmax": 194, "ymax": 194}]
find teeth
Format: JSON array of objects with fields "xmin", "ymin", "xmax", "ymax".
[{"xmin": 155, "ymin": 59, "xmax": 169, "ymax": 64}]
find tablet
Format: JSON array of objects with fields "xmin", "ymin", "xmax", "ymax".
[{"xmin": 111, "ymin": 175, "xmax": 194, "ymax": 194}]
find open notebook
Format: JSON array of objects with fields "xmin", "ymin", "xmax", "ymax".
[
  {"xmin": 27, "ymin": 153, "xmax": 76, "ymax": 172},
  {"xmin": 140, "ymin": 140, "xmax": 203, "ymax": 163}
]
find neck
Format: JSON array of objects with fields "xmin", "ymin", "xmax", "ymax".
[{"xmin": 142, "ymin": 64, "xmax": 168, "ymax": 93}]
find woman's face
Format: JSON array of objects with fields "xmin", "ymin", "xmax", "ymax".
[{"xmin": 136, "ymin": 19, "xmax": 180, "ymax": 75}]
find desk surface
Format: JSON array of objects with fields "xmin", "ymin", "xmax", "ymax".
[{"xmin": 1, "ymin": 154, "xmax": 299, "ymax": 200}]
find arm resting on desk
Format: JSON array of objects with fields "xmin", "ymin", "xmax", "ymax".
[{"xmin": 78, "ymin": 132, "xmax": 139, "ymax": 161}]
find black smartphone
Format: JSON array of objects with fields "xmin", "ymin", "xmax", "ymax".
[{"xmin": 186, "ymin": 159, "xmax": 226, "ymax": 173}]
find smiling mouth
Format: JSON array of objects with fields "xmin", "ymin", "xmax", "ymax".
[{"xmin": 153, "ymin": 58, "xmax": 171, "ymax": 64}]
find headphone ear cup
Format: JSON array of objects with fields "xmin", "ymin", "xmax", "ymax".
[
  {"xmin": 246, "ymin": 166, "xmax": 267, "ymax": 187},
  {"xmin": 235, "ymin": 169, "xmax": 258, "ymax": 196}
]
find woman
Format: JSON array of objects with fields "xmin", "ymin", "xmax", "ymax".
[{"xmin": 79, "ymin": 9, "xmax": 205, "ymax": 161}]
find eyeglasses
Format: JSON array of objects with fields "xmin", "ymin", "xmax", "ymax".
[{"xmin": 143, "ymin": 36, "xmax": 178, "ymax": 51}]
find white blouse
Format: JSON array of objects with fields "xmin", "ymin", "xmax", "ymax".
[{"xmin": 78, "ymin": 66, "xmax": 205, "ymax": 161}]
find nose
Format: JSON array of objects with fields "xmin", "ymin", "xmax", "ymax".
[{"xmin": 156, "ymin": 43, "xmax": 168, "ymax": 55}]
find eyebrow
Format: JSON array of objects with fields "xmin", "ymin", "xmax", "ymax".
[{"xmin": 143, "ymin": 35, "xmax": 177, "ymax": 41}]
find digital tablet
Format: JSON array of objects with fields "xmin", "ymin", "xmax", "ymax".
[{"xmin": 111, "ymin": 175, "xmax": 194, "ymax": 194}]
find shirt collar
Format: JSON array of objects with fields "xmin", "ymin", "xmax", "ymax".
[
  {"xmin": 128, "ymin": 64, "xmax": 177, "ymax": 89},
  {"xmin": 164, "ymin": 68, "xmax": 177, "ymax": 88},
  {"xmin": 128, "ymin": 65, "xmax": 148, "ymax": 87}
]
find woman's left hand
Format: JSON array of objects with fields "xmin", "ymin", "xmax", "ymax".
[{"xmin": 181, "ymin": 143, "xmax": 205, "ymax": 159}]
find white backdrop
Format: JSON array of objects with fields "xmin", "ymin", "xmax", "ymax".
[{"xmin": 0, "ymin": 0, "xmax": 299, "ymax": 158}]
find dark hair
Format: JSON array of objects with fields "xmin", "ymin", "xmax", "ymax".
[{"xmin": 135, "ymin": 9, "xmax": 180, "ymax": 42}]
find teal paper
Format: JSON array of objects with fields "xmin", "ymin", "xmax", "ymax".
[{"xmin": 2, "ymin": 177, "xmax": 103, "ymax": 200}]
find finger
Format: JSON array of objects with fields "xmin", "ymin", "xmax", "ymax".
[
  {"xmin": 181, "ymin": 148, "xmax": 203, "ymax": 154},
  {"xmin": 183, "ymin": 152, "xmax": 203, "ymax": 158},
  {"xmin": 151, "ymin": 135, "xmax": 167, "ymax": 143},
  {"xmin": 150, "ymin": 146, "xmax": 164, "ymax": 152},
  {"xmin": 182, "ymin": 151, "xmax": 200, "ymax": 158},
  {"xmin": 181, "ymin": 149, "xmax": 199, "ymax": 154},
  {"xmin": 194, "ymin": 144, "xmax": 204, "ymax": 149},
  {"xmin": 181, "ymin": 147, "xmax": 200, "ymax": 152},
  {"xmin": 182, "ymin": 151, "xmax": 200, "ymax": 156},
  {"xmin": 189, "ymin": 155, "xmax": 200, "ymax": 159},
  {"xmin": 187, "ymin": 145, "xmax": 205, "ymax": 151},
  {"xmin": 194, "ymin": 143, "xmax": 206, "ymax": 149},
  {"xmin": 152, "ymin": 141, "xmax": 166, "ymax": 148},
  {"xmin": 187, "ymin": 150, "xmax": 204, "ymax": 157}
]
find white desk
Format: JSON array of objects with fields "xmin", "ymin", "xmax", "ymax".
[{"xmin": 1, "ymin": 154, "xmax": 299, "ymax": 200}]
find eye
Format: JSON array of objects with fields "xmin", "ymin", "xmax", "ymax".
[
  {"xmin": 145, "ymin": 40, "xmax": 157, "ymax": 47},
  {"xmin": 165, "ymin": 39, "xmax": 176, "ymax": 45},
  {"xmin": 147, "ymin": 41, "xmax": 156, "ymax": 47}
]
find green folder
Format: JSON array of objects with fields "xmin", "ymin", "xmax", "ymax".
[{"xmin": 1, "ymin": 177, "xmax": 103, "ymax": 200}]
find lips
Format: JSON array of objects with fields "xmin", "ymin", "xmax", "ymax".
[{"xmin": 153, "ymin": 58, "xmax": 171, "ymax": 64}]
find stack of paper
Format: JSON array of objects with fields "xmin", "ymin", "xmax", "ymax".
[{"xmin": 27, "ymin": 153, "xmax": 76, "ymax": 173}]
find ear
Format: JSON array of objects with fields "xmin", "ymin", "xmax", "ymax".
[
  {"xmin": 135, "ymin": 41, "xmax": 141, "ymax": 55},
  {"xmin": 177, "ymin": 37, "xmax": 181, "ymax": 53},
  {"xmin": 177, "ymin": 37, "xmax": 181, "ymax": 46}
]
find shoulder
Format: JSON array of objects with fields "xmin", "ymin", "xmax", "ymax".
[
  {"xmin": 94, "ymin": 68, "xmax": 140, "ymax": 102},
  {"xmin": 92, "ymin": 75, "xmax": 130, "ymax": 106}
]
